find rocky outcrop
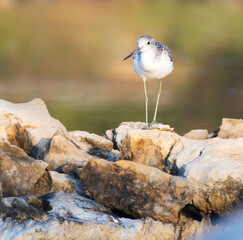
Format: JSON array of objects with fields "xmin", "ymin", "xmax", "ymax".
[
  {"xmin": 0, "ymin": 192, "xmax": 175, "ymax": 240},
  {"xmin": 216, "ymin": 118, "xmax": 243, "ymax": 138},
  {"xmin": 183, "ymin": 129, "xmax": 209, "ymax": 139},
  {"xmin": 0, "ymin": 98, "xmax": 67, "ymax": 158},
  {"xmin": 181, "ymin": 138, "xmax": 243, "ymax": 214},
  {"xmin": 0, "ymin": 98, "xmax": 242, "ymax": 239},
  {"xmin": 0, "ymin": 138, "xmax": 47, "ymax": 197},
  {"xmin": 118, "ymin": 129, "xmax": 180, "ymax": 170},
  {"xmin": 79, "ymin": 159, "xmax": 194, "ymax": 225},
  {"xmin": 39, "ymin": 130, "xmax": 94, "ymax": 171},
  {"xmin": 105, "ymin": 121, "xmax": 174, "ymax": 149}
]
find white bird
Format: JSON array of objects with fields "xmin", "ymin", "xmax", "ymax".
[{"xmin": 124, "ymin": 35, "xmax": 173, "ymax": 128}]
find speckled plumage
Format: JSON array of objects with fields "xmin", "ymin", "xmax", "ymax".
[{"xmin": 124, "ymin": 35, "xmax": 174, "ymax": 128}]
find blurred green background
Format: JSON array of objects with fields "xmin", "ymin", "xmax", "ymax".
[{"xmin": 0, "ymin": 0, "xmax": 242, "ymax": 135}]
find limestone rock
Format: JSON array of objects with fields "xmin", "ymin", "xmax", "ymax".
[
  {"xmin": 69, "ymin": 130, "xmax": 113, "ymax": 152},
  {"xmin": 79, "ymin": 159, "xmax": 194, "ymax": 225},
  {"xmin": 105, "ymin": 121, "xmax": 174, "ymax": 149},
  {"xmin": 0, "ymin": 98, "xmax": 67, "ymax": 158},
  {"xmin": 0, "ymin": 192, "xmax": 175, "ymax": 240},
  {"xmin": 183, "ymin": 129, "xmax": 209, "ymax": 139},
  {"xmin": 0, "ymin": 139, "xmax": 48, "ymax": 197},
  {"xmin": 216, "ymin": 118, "xmax": 243, "ymax": 138},
  {"xmin": 118, "ymin": 129, "xmax": 180, "ymax": 170},
  {"xmin": 69, "ymin": 130, "xmax": 118, "ymax": 160},
  {"xmin": 39, "ymin": 130, "xmax": 94, "ymax": 170},
  {"xmin": 180, "ymin": 138, "xmax": 243, "ymax": 214},
  {"xmin": 167, "ymin": 137, "xmax": 220, "ymax": 175},
  {"xmin": 0, "ymin": 196, "xmax": 48, "ymax": 222},
  {"xmin": 175, "ymin": 211, "xmax": 214, "ymax": 240},
  {"xmin": 33, "ymin": 171, "xmax": 76, "ymax": 195}
]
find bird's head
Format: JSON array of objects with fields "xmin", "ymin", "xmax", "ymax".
[
  {"xmin": 123, "ymin": 35, "xmax": 155, "ymax": 61},
  {"xmin": 137, "ymin": 35, "xmax": 155, "ymax": 51}
]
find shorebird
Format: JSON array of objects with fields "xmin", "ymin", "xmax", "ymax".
[{"xmin": 124, "ymin": 35, "xmax": 173, "ymax": 128}]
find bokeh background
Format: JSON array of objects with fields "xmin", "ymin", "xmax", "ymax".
[{"xmin": 0, "ymin": 0, "xmax": 242, "ymax": 135}]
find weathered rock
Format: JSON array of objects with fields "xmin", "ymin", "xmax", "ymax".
[
  {"xmin": 106, "ymin": 121, "xmax": 174, "ymax": 149},
  {"xmin": 167, "ymin": 137, "xmax": 220, "ymax": 175},
  {"xmin": 0, "ymin": 98, "xmax": 67, "ymax": 158},
  {"xmin": 0, "ymin": 192, "xmax": 175, "ymax": 240},
  {"xmin": 69, "ymin": 130, "xmax": 118, "ymax": 161},
  {"xmin": 0, "ymin": 196, "xmax": 48, "ymax": 222},
  {"xmin": 33, "ymin": 171, "xmax": 76, "ymax": 195},
  {"xmin": 216, "ymin": 118, "xmax": 243, "ymax": 138},
  {"xmin": 69, "ymin": 130, "xmax": 113, "ymax": 152},
  {"xmin": 79, "ymin": 159, "xmax": 194, "ymax": 225},
  {"xmin": 39, "ymin": 130, "xmax": 94, "ymax": 170},
  {"xmin": 183, "ymin": 129, "xmax": 209, "ymax": 139},
  {"xmin": 0, "ymin": 139, "xmax": 48, "ymax": 197},
  {"xmin": 178, "ymin": 138, "xmax": 243, "ymax": 214},
  {"xmin": 118, "ymin": 129, "xmax": 180, "ymax": 170},
  {"xmin": 175, "ymin": 211, "xmax": 214, "ymax": 240}
]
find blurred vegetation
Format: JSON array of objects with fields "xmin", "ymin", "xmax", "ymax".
[{"xmin": 0, "ymin": 0, "xmax": 242, "ymax": 134}]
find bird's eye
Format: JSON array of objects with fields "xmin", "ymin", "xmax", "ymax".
[{"xmin": 147, "ymin": 41, "xmax": 150, "ymax": 45}]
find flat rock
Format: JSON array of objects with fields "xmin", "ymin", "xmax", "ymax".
[
  {"xmin": 167, "ymin": 137, "xmax": 220, "ymax": 175},
  {"xmin": 0, "ymin": 98, "xmax": 67, "ymax": 158},
  {"xmin": 118, "ymin": 129, "xmax": 181, "ymax": 170},
  {"xmin": 39, "ymin": 130, "xmax": 94, "ymax": 170},
  {"xmin": 216, "ymin": 118, "xmax": 243, "ymax": 138},
  {"xmin": 0, "ymin": 192, "xmax": 175, "ymax": 240},
  {"xmin": 105, "ymin": 121, "xmax": 174, "ymax": 149},
  {"xmin": 180, "ymin": 138, "xmax": 243, "ymax": 214},
  {"xmin": 183, "ymin": 129, "xmax": 209, "ymax": 139},
  {"xmin": 0, "ymin": 139, "xmax": 48, "ymax": 197},
  {"xmin": 79, "ymin": 159, "xmax": 194, "ymax": 225}
]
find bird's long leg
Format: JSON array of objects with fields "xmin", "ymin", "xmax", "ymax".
[
  {"xmin": 153, "ymin": 78, "xmax": 162, "ymax": 122},
  {"xmin": 143, "ymin": 80, "xmax": 149, "ymax": 129}
]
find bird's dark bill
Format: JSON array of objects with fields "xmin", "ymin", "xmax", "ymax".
[{"xmin": 123, "ymin": 48, "xmax": 138, "ymax": 60}]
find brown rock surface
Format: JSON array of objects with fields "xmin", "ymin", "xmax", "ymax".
[
  {"xmin": 216, "ymin": 118, "xmax": 243, "ymax": 138},
  {"xmin": 79, "ymin": 159, "xmax": 194, "ymax": 225},
  {"xmin": 33, "ymin": 171, "xmax": 76, "ymax": 195},
  {"xmin": 118, "ymin": 129, "xmax": 180, "ymax": 170},
  {"xmin": 105, "ymin": 121, "xmax": 174, "ymax": 149},
  {"xmin": 183, "ymin": 129, "xmax": 209, "ymax": 139},
  {"xmin": 0, "ymin": 98, "xmax": 67, "ymax": 158},
  {"xmin": 39, "ymin": 130, "xmax": 94, "ymax": 170},
  {"xmin": 0, "ymin": 139, "xmax": 48, "ymax": 197}
]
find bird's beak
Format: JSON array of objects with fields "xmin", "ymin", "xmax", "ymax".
[{"xmin": 123, "ymin": 47, "xmax": 139, "ymax": 61}]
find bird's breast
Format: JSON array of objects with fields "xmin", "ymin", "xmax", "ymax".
[{"xmin": 133, "ymin": 50, "xmax": 173, "ymax": 81}]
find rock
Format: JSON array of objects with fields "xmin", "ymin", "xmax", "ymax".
[
  {"xmin": 175, "ymin": 211, "xmax": 214, "ymax": 240},
  {"xmin": 39, "ymin": 130, "xmax": 94, "ymax": 171},
  {"xmin": 118, "ymin": 129, "xmax": 180, "ymax": 170},
  {"xmin": 105, "ymin": 121, "xmax": 174, "ymax": 149},
  {"xmin": 216, "ymin": 118, "xmax": 243, "ymax": 138},
  {"xmin": 69, "ymin": 130, "xmax": 113, "ymax": 152},
  {"xmin": 33, "ymin": 171, "xmax": 76, "ymax": 196},
  {"xmin": 0, "ymin": 139, "xmax": 48, "ymax": 197},
  {"xmin": 0, "ymin": 196, "xmax": 48, "ymax": 222},
  {"xmin": 0, "ymin": 98, "xmax": 67, "ymax": 158},
  {"xmin": 179, "ymin": 138, "xmax": 243, "ymax": 214},
  {"xmin": 167, "ymin": 137, "xmax": 220, "ymax": 175},
  {"xmin": 69, "ymin": 130, "xmax": 118, "ymax": 160},
  {"xmin": 79, "ymin": 159, "xmax": 194, "ymax": 225},
  {"xmin": 183, "ymin": 129, "xmax": 209, "ymax": 139},
  {"xmin": 0, "ymin": 192, "xmax": 175, "ymax": 240}
]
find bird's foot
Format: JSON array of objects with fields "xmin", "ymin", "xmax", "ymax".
[{"xmin": 148, "ymin": 121, "xmax": 159, "ymax": 129}]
